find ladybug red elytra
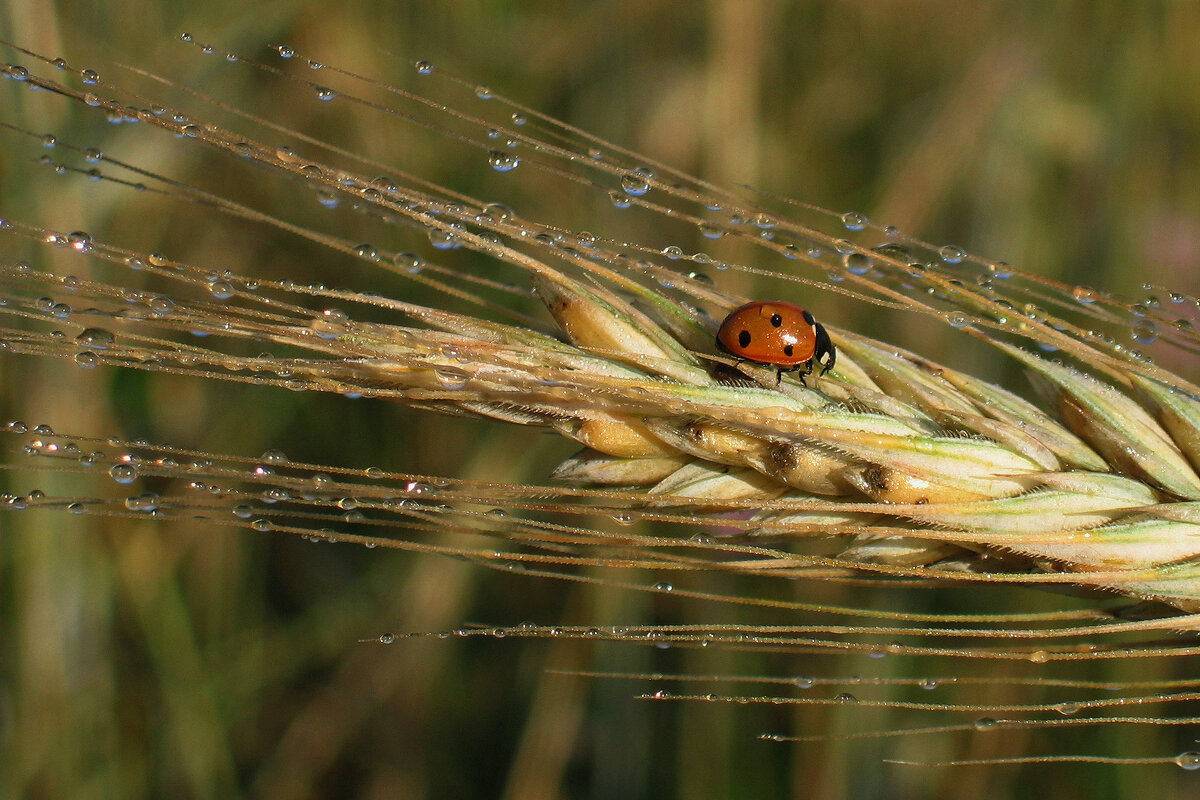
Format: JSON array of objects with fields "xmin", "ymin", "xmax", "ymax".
[{"xmin": 716, "ymin": 300, "xmax": 836, "ymax": 384}]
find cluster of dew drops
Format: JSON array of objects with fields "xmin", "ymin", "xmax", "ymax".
[
  {"xmin": 1, "ymin": 417, "xmax": 455, "ymax": 548},
  {"xmin": 8, "ymin": 39, "xmax": 1189, "ymax": 365}
]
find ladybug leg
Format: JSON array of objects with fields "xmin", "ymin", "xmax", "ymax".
[{"xmin": 795, "ymin": 360, "xmax": 813, "ymax": 387}]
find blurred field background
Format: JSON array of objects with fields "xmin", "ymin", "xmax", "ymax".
[{"xmin": 1, "ymin": 1, "xmax": 1199, "ymax": 798}]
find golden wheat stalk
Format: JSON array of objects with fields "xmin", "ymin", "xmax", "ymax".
[{"xmin": 4, "ymin": 36, "xmax": 1200, "ymax": 771}]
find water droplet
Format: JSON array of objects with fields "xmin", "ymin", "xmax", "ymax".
[
  {"xmin": 1175, "ymin": 752, "xmax": 1200, "ymax": 770},
  {"xmin": 1055, "ymin": 701, "xmax": 1082, "ymax": 716},
  {"xmin": 487, "ymin": 150, "xmax": 520, "ymax": 172},
  {"xmin": 794, "ymin": 676, "xmax": 815, "ymax": 689},
  {"xmin": 433, "ymin": 370, "xmax": 469, "ymax": 389},
  {"xmin": 834, "ymin": 693, "xmax": 857, "ymax": 703},
  {"xmin": 262, "ymin": 488, "xmax": 288, "ymax": 503},
  {"xmin": 833, "ymin": 239, "xmax": 856, "ymax": 255},
  {"xmin": 393, "ymin": 252, "xmax": 423, "ymax": 273},
  {"xmin": 474, "ymin": 85, "xmax": 492, "ymax": 99},
  {"xmin": 511, "ymin": 113, "xmax": 527, "ymax": 126},
  {"xmin": 65, "ymin": 231, "xmax": 92, "ymax": 253},
  {"xmin": 149, "ymin": 296, "xmax": 175, "ymax": 316},
  {"xmin": 277, "ymin": 45, "xmax": 295, "ymax": 59},
  {"xmin": 209, "ymin": 280, "xmax": 234, "ymax": 300},
  {"xmin": 250, "ymin": 518, "xmax": 272, "ymax": 532},
  {"xmin": 652, "ymin": 582, "xmax": 674, "ymax": 592},
  {"xmin": 74, "ymin": 351, "xmax": 99, "ymax": 369},
  {"xmin": 843, "ymin": 252, "xmax": 872, "ymax": 275},
  {"xmin": 83, "ymin": 147, "xmax": 103, "ymax": 163},
  {"xmin": 946, "ymin": 311, "xmax": 969, "ymax": 328},
  {"xmin": 124, "ymin": 491, "xmax": 159, "ymax": 512},
  {"xmin": 109, "ymin": 463, "xmax": 138, "ymax": 484},
  {"xmin": 80, "ymin": 68, "xmax": 100, "ymax": 85},
  {"xmin": 973, "ymin": 717, "xmax": 998, "ymax": 731},
  {"xmin": 316, "ymin": 189, "xmax": 339, "ymax": 208},
  {"xmin": 989, "ymin": 261, "xmax": 1013, "ymax": 279},
  {"xmin": 75, "ymin": 328, "xmax": 114, "ymax": 349},
  {"xmin": 1072, "ymin": 285, "xmax": 1098, "ymax": 304},
  {"xmin": 315, "ymin": 87, "xmax": 337, "ymax": 102},
  {"xmin": 939, "ymin": 244, "xmax": 966, "ymax": 264},
  {"xmin": 620, "ymin": 173, "xmax": 650, "ymax": 196},
  {"xmin": 841, "ymin": 210, "xmax": 868, "ymax": 231},
  {"xmin": 1028, "ymin": 650, "xmax": 1049, "ymax": 664},
  {"xmin": 608, "ymin": 191, "xmax": 633, "ymax": 209},
  {"xmin": 1132, "ymin": 318, "xmax": 1158, "ymax": 344},
  {"xmin": 428, "ymin": 229, "xmax": 459, "ymax": 249}
]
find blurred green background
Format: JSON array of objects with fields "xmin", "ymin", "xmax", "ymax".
[{"xmin": 1, "ymin": 1, "xmax": 1199, "ymax": 798}]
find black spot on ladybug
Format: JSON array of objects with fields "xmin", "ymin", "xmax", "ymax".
[
  {"xmin": 783, "ymin": 343, "xmax": 794, "ymax": 357},
  {"xmin": 738, "ymin": 329, "xmax": 751, "ymax": 348},
  {"xmin": 770, "ymin": 313, "xmax": 783, "ymax": 327}
]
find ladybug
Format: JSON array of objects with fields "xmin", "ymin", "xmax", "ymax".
[{"xmin": 716, "ymin": 300, "xmax": 836, "ymax": 384}]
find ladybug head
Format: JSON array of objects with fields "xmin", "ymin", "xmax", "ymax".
[{"xmin": 813, "ymin": 322, "xmax": 836, "ymax": 376}]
